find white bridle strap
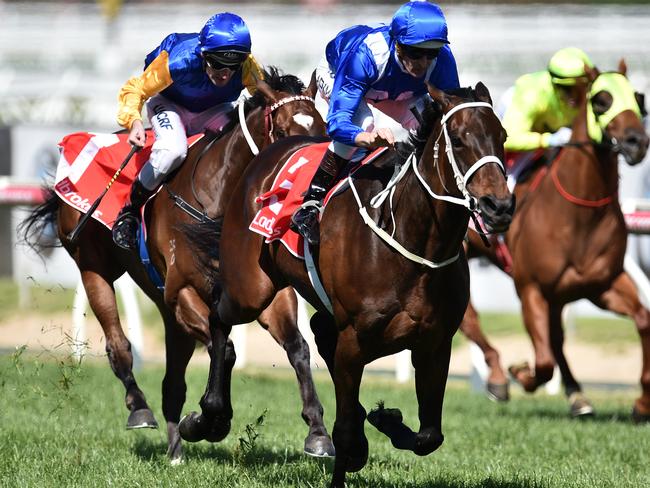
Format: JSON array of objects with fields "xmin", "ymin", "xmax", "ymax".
[
  {"xmin": 238, "ymin": 95, "xmax": 316, "ymax": 156},
  {"xmin": 463, "ymin": 156, "xmax": 505, "ymax": 186},
  {"xmin": 440, "ymin": 101, "xmax": 493, "ymax": 124},
  {"xmin": 239, "ymin": 101, "xmax": 260, "ymax": 155}
]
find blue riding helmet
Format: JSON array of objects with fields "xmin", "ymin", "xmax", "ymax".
[
  {"xmin": 199, "ymin": 12, "xmax": 252, "ymax": 53},
  {"xmin": 390, "ymin": 1, "xmax": 449, "ymax": 47}
]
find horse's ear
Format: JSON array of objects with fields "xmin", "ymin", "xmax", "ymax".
[
  {"xmin": 474, "ymin": 82, "xmax": 492, "ymax": 105},
  {"xmin": 427, "ymin": 83, "xmax": 450, "ymax": 109},
  {"xmin": 256, "ymin": 79, "xmax": 279, "ymax": 104},
  {"xmin": 585, "ymin": 63, "xmax": 599, "ymax": 83},
  {"xmin": 618, "ymin": 58, "xmax": 628, "ymax": 76},
  {"xmin": 304, "ymin": 69, "xmax": 318, "ymax": 99}
]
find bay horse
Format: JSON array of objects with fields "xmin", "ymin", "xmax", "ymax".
[
  {"xmin": 461, "ymin": 61, "xmax": 650, "ymax": 419},
  {"xmin": 20, "ymin": 67, "xmax": 334, "ymax": 462},
  {"xmin": 179, "ymin": 83, "xmax": 514, "ymax": 487}
]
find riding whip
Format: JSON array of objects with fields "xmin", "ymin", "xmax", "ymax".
[{"xmin": 67, "ymin": 144, "xmax": 141, "ymax": 244}]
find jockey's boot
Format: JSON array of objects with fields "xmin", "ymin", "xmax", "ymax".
[
  {"xmin": 112, "ymin": 180, "xmax": 155, "ymax": 251},
  {"xmin": 291, "ymin": 149, "xmax": 348, "ymax": 246}
]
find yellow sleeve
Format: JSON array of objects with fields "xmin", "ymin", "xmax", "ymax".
[
  {"xmin": 241, "ymin": 55, "xmax": 265, "ymax": 95},
  {"xmin": 502, "ymin": 75, "xmax": 552, "ymax": 151},
  {"xmin": 116, "ymin": 51, "xmax": 173, "ymax": 129}
]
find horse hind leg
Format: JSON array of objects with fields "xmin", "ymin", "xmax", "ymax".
[
  {"xmin": 80, "ymin": 269, "xmax": 158, "ymax": 429},
  {"xmin": 591, "ymin": 272, "xmax": 650, "ymax": 422},
  {"xmin": 459, "ymin": 299, "xmax": 509, "ymax": 401},
  {"xmin": 330, "ymin": 326, "xmax": 368, "ymax": 488},
  {"xmin": 258, "ymin": 289, "xmax": 335, "ymax": 458}
]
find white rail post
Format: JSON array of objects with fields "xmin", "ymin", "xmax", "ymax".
[
  {"xmin": 469, "ymin": 341, "xmax": 489, "ymax": 391},
  {"xmin": 296, "ymin": 294, "xmax": 318, "ymax": 368},
  {"xmin": 71, "ymin": 280, "xmax": 88, "ymax": 359},
  {"xmin": 395, "ymin": 349, "xmax": 412, "ymax": 383},
  {"xmin": 115, "ymin": 274, "xmax": 143, "ymax": 368},
  {"xmin": 624, "ymin": 253, "xmax": 650, "ymax": 309},
  {"xmin": 231, "ymin": 324, "xmax": 247, "ymax": 369}
]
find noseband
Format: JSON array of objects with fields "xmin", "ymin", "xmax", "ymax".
[{"xmin": 239, "ymin": 95, "xmax": 316, "ymax": 155}]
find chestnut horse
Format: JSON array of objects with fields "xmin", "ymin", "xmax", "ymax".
[
  {"xmin": 21, "ymin": 68, "xmax": 334, "ymax": 462},
  {"xmin": 461, "ymin": 61, "xmax": 650, "ymax": 419},
  {"xmin": 179, "ymin": 83, "xmax": 514, "ymax": 487}
]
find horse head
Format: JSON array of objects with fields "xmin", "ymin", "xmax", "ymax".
[
  {"xmin": 589, "ymin": 60, "xmax": 649, "ymax": 165},
  {"xmin": 253, "ymin": 68, "xmax": 326, "ymax": 140},
  {"xmin": 425, "ymin": 82, "xmax": 515, "ymax": 233}
]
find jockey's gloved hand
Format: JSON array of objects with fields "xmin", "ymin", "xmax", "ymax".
[{"xmin": 548, "ymin": 127, "xmax": 573, "ymax": 147}]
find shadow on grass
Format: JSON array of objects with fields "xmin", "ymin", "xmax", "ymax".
[{"xmin": 132, "ymin": 436, "xmax": 331, "ymax": 467}]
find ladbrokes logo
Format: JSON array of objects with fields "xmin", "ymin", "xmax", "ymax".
[{"xmin": 56, "ymin": 179, "xmax": 103, "ymax": 217}]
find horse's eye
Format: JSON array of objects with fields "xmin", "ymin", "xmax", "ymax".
[
  {"xmin": 275, "ymin": 129, "xmax": 287, "ymax": 138},
  {"xmin": 450, "ymin": 135, "xmax": 463, "ymax": 148}
]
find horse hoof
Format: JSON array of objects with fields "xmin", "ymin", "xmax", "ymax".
[
  {"xmin": 170, "ymin": 457, "xmax": 183, "ymax": 466},
  {"xmin": 204, "ymin": 417, "xmax": 231, "ymax": 443},
  {"xmin": 569, "ymin": 392, "xmax": 595, "ymax": 418},
  {"xmin": 367, "ymin": 405, "xmax": 403, "ymax": 432},
  {"xmin": 508, "ymin": 361, "xmax": 530, "ymax": 380},
  {"xmin": 486, "ymin": 382, "xmax": 510, "ymax": 402},
  {"xmin": 178, "ymin": 412, "xmax": 208, "ymax": 442},
  {"xmin": 126, "ymin": 408, "xmax": 159, "ymax": 430},
  {"xmin": 413, "ymin": 428, "xmax": 444, "ymax": 456},
  {"xmin": 304, "ymin": 434, "xmax": 335, "ymax": 458},
  {"xmin": 631, "ymin": 406, "xmax": 650, "ymax": 424}
]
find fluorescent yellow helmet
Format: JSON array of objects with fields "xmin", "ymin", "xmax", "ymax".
[{"xmin": 548, "ymin": 47, "xmax": 594, "ymax": 86}]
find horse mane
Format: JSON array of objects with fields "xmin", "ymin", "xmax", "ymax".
[
  {"xmin": 216, "ymin": 66, "xmax": 307, "ymax": 137},
  {"xmin": 396, "ymin": 86, "xmax": 480, "ymax": 165},
  {"xmin": 245, "ymin": 66, "xmax": 307, "ymax": 109}
]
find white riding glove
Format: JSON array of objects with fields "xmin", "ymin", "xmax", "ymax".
[{"xmin": 547, "ymin": 127, "xmax": 573, "ymax": 147}]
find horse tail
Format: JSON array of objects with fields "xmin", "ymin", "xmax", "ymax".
[
  {"xmin": 17, "ymin": 188, "xmax": 62, "ymax": 256},
  {"xmin": 176, "ymin": 218, "xmax": 223, "ymax": 299}
]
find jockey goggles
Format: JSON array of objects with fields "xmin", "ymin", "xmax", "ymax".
[
  {"xmin": 398, "ymin": 43, "xmax": 441, "ymax": 61},
  {"xmin": 203, "ymin": 50, "xmax": 248, "ymax": 71}
]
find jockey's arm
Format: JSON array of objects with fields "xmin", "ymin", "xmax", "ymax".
[
  {"xmin": 327, "ymin": 52, "xmax": 375, "ymax": 146},
  {"xmin": 241, "ymin": 55, "xmax": 265, "ymax": 95},
  {"xmin": 116, "ymin": 51, "xmax": 173, "ymax": 131},
  {"xmin": 502, "ymin": 78, "xmax": 554, "ymax": 151}
]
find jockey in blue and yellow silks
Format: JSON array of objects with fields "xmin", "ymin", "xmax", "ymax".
[
  {"xmin": 112, "ymin": 12, "xmax": 264, "ymax": 251},
  {"xmin": 291, "ymin": 1, "xmax": 460, "ymax": 245},
  {"xmin": 498, "ymin": 47, "xmax": 594, "ymax": 183}
]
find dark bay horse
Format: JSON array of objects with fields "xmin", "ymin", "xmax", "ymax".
[
  {"xmin": 461, "ymin": 61, "xmax": 650, "ymax": 419},
  {"xmin": 180, "ymin": 83, "xmax": 514, "ymax": 487},
  {"xmin": 21, "ymin": 68, "xmax": 334, "ymax": 462}
]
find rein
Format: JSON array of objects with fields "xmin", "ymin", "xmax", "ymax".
[
  {"xmin": 239, "ymin": 95, "xmax": 315, "ymax": 155},
  {"xmin": 351, "ymin": 101, "xmax": 505, "ymax": 269}
]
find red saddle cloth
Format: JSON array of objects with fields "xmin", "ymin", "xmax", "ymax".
[
  {"xmin": 249, "ymin": 142, "xmax": 386, "ymax": 258},
  {"xmin": 54, "ymin": 131, "xmax": 203, "ymax": 229}
]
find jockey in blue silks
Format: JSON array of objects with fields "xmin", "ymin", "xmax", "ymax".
[
  {"xmin": 112, "ymin": 12, "xmax": 264, "ymax": 251},
  {"xmin": 291, "ymin": 1, "xmax": 460, "ymax": 246}
]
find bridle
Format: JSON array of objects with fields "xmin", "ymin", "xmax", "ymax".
[
  {"xmin": 351, "ymin": 101, "xmax": 506, "ymax": 268},
  {"xmin": 239, "ymin": 94, "xmax": 316, "ymax": 155}
]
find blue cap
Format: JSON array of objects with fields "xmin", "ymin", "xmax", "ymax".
[
  {"xmin": 390, "ymin": 1, "xmax": 449, "ymax": 46},
  {"xmin": 199, "ymin": 12, "xmax": 251, "ymax": 53}
]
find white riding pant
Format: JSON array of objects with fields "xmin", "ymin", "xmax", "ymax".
[
  {"xmin": 138, "ymin": 94, "xmax": 237, "ymax": 190},
  {"xmin": 314, "ymin": 55, "xmax": 427, "ymax": 159}
]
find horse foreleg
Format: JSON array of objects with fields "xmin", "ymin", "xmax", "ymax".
[
  {"xmin": 330, "ymin": 326, "xmax": 367, "ymax": 488},
  {"xmin": 410, "ymin": 336, "xmax": 450, "ymax": 456},
  {"xmin": 548, "ymin": 305, "xmax": 593, "ymax": 418},
  {"xmin": 459, "ymin": 299, "xmax": 509, "ymax": 401},
  {"xmin": 160, "ymin": 305, "xmax": 196, "ymax": 464},
  {"xmin": 80, "ymin": 269, "xmax": 157, "ymax": 429},
  {"xmin": 510, "ymin": 285, "xmax": 555, "ymax": 392},
  {"xmin": 259, "ymin": 289, "xmax": 334, "ymax": 458},
  {"xmin": 591, "ymin": 272, "xmax": 650, "ymax": 421}
]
